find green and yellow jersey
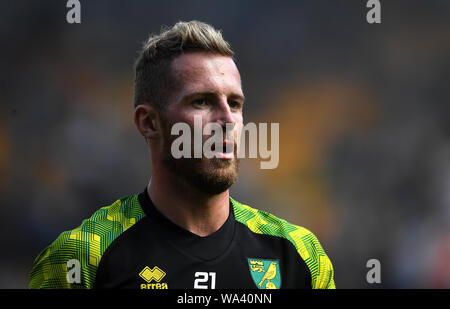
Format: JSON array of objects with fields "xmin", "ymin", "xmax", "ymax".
[{"xmin": 29, "ymin": 189, "xmax": 335, "ymax": 289}]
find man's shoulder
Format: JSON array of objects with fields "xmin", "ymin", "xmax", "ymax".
[
  {"xmin": 231, "ymin": 197, "xmax": 311, "ymax": 238},
  {"xmin": 230, "ymin": 197, "xmax": 336, "ymax": 289},
  {"xmin": 49, "ymin": 193, "xmax": 146, "ymax": 257},
  {"xmin": 29, "ymin": 193, "xmax": 146, "ymax": 289}
]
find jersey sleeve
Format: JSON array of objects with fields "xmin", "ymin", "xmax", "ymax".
[
  {"xmin": 288, "ymin": 226, "xmax": 335, "ymax": 289},
  {"xmin": 29, "ymin": 229, "xmax": 95, "ymax": 289},
  {"xmin": 29, "ymin": 195, "xmax": 146, "ymax": 289}
]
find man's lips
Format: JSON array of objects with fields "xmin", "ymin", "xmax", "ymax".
[
  {"xmin": 213, "ymin": 151, "xmax": 234, "ymax": 159},
  {"xmin": 211, "ymin": 141, "xmax": 235, "ymax": 159}
]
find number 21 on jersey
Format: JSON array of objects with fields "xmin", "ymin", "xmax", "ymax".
[{"xmin": 194, "ymin": 272, "xmax": 216, "ymax": 289}]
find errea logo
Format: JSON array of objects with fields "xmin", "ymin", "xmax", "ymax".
[{"xmin": 139, "ymin": 266, "xmax": 168, "ymax": 289}]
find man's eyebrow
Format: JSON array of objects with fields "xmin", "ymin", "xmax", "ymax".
[
  {"xmin": 182, "ymin": 91, "xmax": 245, "ymax": 102},
  {"xmin": 229, "ymin": 92, "xmax": 245, "ymax": 102}
]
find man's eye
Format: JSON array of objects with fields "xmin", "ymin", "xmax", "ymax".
[
  {"xmin": 192, "ymin": 99, "xmax": 208, "ymax": 107},
  {"xmin": 229, "ymin": 101, "xmax": 242, "ymax": 110}
]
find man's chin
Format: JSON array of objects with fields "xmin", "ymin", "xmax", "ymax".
[
  {"xmin": 187, "ymin": 158, "xmax": 238, "ymax": 195},
  {"xmin": 164, "ymin": 156, "xmax": 239, "ymax": 195}
]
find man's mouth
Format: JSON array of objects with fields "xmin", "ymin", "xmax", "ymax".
[{"xmin": 211, "ymin": 141, "xmax": 235, "ymax": 159}]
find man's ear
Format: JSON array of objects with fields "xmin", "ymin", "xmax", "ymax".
[{"xmin": 134, "ymin": 104, "xmax": 161, "ymax": 140}]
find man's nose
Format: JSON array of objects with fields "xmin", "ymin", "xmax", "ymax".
[{"xmin": 214, "ymin": 97, "xmax": 235, "ymax": 128}]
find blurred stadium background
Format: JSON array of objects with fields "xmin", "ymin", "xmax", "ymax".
[{"xmin": 0, "ymin": 0, "xmax": 449, "ymax": 288}]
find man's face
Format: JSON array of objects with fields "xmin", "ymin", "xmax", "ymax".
[{"xmin": 160, "ymin": 52, "xmax": 244, "ymax": 195}]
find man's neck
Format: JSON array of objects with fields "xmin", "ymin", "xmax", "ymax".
[{"xmin": 147, "ymin": 172, "xmax": 230, "ymax": 237}]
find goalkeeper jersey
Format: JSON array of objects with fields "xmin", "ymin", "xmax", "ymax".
[{"xmin": 29, "ymin": 189, "xmax": 335, "ymax": 289}]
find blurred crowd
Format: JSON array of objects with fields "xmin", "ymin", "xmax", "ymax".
[{"xmin": 0, "ymin": 0, "xmax": 449, "ymax": 288}]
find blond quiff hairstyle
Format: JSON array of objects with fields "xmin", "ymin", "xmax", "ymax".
[{"xmin": 133, "ymin": 21, "xmax": 234, "ymax": 111}]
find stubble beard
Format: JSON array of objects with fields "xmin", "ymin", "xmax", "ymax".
[{"xmin": 160, "ymin": 118, "xmax": 239, "ymax": 195}]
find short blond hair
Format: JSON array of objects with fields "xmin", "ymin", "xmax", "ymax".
[{"xmin": 133, "ymin": 21, "xmax": 234, "ymax": 111}]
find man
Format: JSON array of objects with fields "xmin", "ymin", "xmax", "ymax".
[{"xmin": 29, "ymin": 21, "xmax": 335, "ymax": 289}]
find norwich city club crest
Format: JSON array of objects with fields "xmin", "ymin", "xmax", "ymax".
[{"xmin": 247, "ymin": 258, "xmax": 281, "ymax": 289}]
